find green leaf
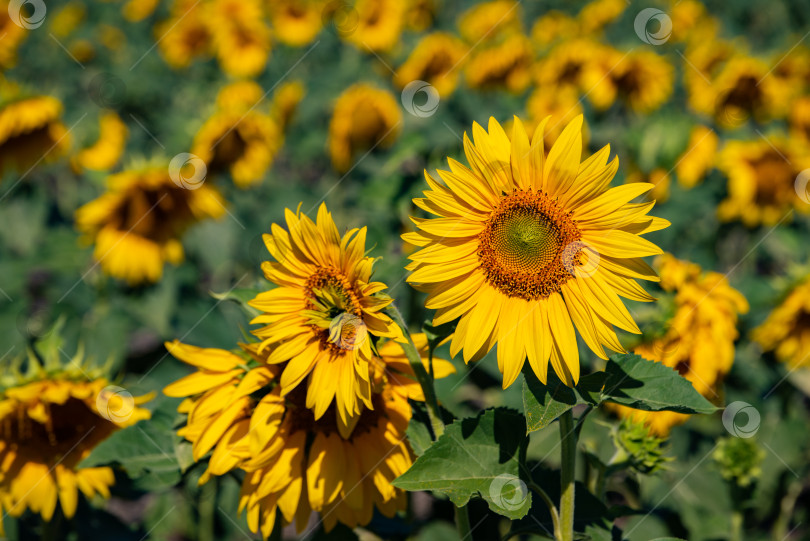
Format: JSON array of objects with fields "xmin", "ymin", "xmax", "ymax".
[
  {"xmin": 602, "ymin": 354, "xmax": 718, "ymax": 414},
  {"xmin": 522, "ymin": 367, "xmax": 605, "ymax": 433},
  {"xmin": 392, "ymin": 408, "xmax": 532, "ymax": 519}
]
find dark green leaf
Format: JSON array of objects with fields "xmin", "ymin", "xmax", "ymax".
[{"xmin": 522, "ymin": 368, "xmax": 604, "ymax": 432}]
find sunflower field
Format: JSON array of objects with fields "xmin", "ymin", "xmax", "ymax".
[{"xmin": 2, "ymin": 0, "xmax": 810, "ymax": 539}]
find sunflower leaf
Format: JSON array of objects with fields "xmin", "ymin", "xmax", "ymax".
[
  {"xmin": 392, "ymin": 408, "xmax": 532, "ymax": 520},
  {"xmin": 601, "ymin": 353, "xmax": 718, "ymax": 414},
  {"xmin": 522, "ymin": 367, "xmax": 604, "ymax": 432}
]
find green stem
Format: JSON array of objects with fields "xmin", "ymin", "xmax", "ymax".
[
  {"xmin": 198, "ymin": 477, "xmax": 217, "ymax": 541},
  {"xmin": 528, "ymin": 480, "xmax": 561, "ymax": 540},
  {"xmin": 388, "ymin": 305, "xmax": 445, "ymax": 438},
  {"xmin": 559, "ymin": 410, "xmax": 576, "ymax": 541},
  {"xmin": 455, "ymin": 505, "xmax": 472, "ymax": 540},
  {"xmin": 730, "ymin": 510, "xmax": 743, "ymax": 541}
]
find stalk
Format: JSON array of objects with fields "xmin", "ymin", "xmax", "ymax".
[{"xmin": 559, "ymin": 410, "xmax": 576, "ymax": 541}]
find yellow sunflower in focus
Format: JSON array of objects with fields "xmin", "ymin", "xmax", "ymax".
[
  {"xmin": 586, "ymin": 49, "xmax": 674, "ymax": 113},
  {"xmin": 0, "ymin": 345, "xmax": 151, "ymax": 522},
  {"xmin": 156, "ymin": 0, "xmax": 212, "ymax": 69},
  {"xmin": 329, "ymin": 84, "xmax": 401, "ymax": 172},
  {"xmin": 191, "ymin": 81, "xmax": 286, "ymax": 188},
  {"xmin": 75, "ymin": 164, "xmax": 226, "ymax": 285},
  {"xmin": 394, "ymin": 32, "xmax": 467, "ymax": 98},
  {"xmin": 0, "ymin": 89, "xmax": 70, "ymax": 175},
  {"xmin": 675, "ymin": 125, "xmax": 718, "ymax": 189},
  {"xmin": 753, "ymin": 278, "xmax": 810, "ymax": 370},
  {"xmin": 249, "ymin": 203, "xmax": 405, "ymax": 424},
  {"xmin": 72, "ymin": 112, "xmax": 128, "ymax": 173},
  {"xmin": 457, "ymin": 0, "xmax": 521, "ymax": 44},
  {"xmin": 164, "ymin": 334, "xmax": 452, "ymax": 537},
  {"xmin": 609, "ymin": 255, "xmax": 748, "ymax": 436},
  {"xmin": 269, "ymin": 0, "xmax": 324, "ymax": 47},
  {"xmin": 342, "ymin": 0, "xmax": 405, "ymax": 53},
  {"xmin": 405, "ymin": 115, "xmax": 668, "ymax": 387},
  {"xmin": 464, "ymin": 33, "xmax": 533, "ymax": 94},
  {"xmin": 208, "ymin": 0, "xmax": 271, "ymax": 77},
  {"xmin": 716, "ymin": 136, "xmax": 810, "ymax": 227}
]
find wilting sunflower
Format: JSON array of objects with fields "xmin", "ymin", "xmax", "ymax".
[
  {"xmin": 0, "ymin": 341, "xmax": 151, "ymax": 523},
  {"xmin": 464, "ymin": 33, "xmax": 533, "ymax": 94},
  {"xmin": 0, "ymin": 2, "xmax": 28, "ymax": 68},
  {"xmin": 394, "ymin": 32, "xmax": 467, "ymax": 98},
  {"xmin": 404, "ymin": 115, "xmax": 668, "ymax": 387},
  {"xmin": 156, "ymin": 0, "xmax": 212, "ymax": 69},
  {"xmin": 208, "ymin": 0, "xmax": 271, "ymax": 77},
  {"xmin": 72, "ymin": 112, "xmax": 128, "ymax": 173},
  {"xmin": 268, "ymin": 0, "xmax": 324, "ymax": 47},
  {"xmin": 457, "ymin": 0, "xmax": 522, "ymax": 44},
  {"xmin": 191, "ymin": 81, "xmax": 285, "ymax": 188},
  {"xmin": 329, "ymin": 84, "xmax": 401, "ymax": 172},
  {"xmin": 716, "ymin": 136, "xmax": 810, "ymax": 227},
  {"xmin": 0, "ymin": 88, "xmax": 70, "ymax": 175},
  {"xmin": 608, "ymin": 255, "xmax": 748, "ymax": 436},
  {"xmin": 75, "ymin": 163, "xmax": 225, "ymax": 285},
  {"xmin": 342, "ymin": 0, "xmax": 405, "ymax": 53},
  {"xmin": 675, "ymin": 125, "xmax": 717, "ymax": 189},
  {"xmin": 752, "ymin": 278, "xmax": 810, "ymax": 369},
  {"xmin": 585, "ymin": 49, "xmax": 674, "ymax": 113},
  {"xmin": 164, "ymin": 334, "xmax": 453, "ymax": 537},
  {"xmin": 248, "ymin": 203, "xmax": 404, "ymax": 424}
]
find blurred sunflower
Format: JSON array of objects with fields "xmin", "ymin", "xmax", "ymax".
[
  {"xmin": 752, "ymin": 278, "xmax": 810, "ymax": 369},
  {"xmin": 394, "ymin": 32, "xmax": 467, "ymax": 98},
  {"xmin": 329, "ymin": 84, "xmax": 401, "ymax": 172},
  {"xmin": 271, "ymin": 80, "xmax": 305, "ymax": 131},
  {"xmin": 457, "ymin": 0, "xmax": 521, "ymax": 44},
  {"xmin": 465, "ymin": 33, "xmax": 533, "ymax": 94},
  {"xmin": 50, "ymin": 2, "xmax": 86, "ymax": 38},
  {"xmin": 683, "ymin": 39, "xmax": 736, "ymax": 115},
  {"xmin": 534, "ymin": 39, "xmax": 603, "ymax": 94},
  {"xmin": 524, "ymin": 86, "xmax": 587, "ymax": 149},
  {"xmin": 208, "ymin": 0, "xmax": 271, "ymax": 77},
  {"xmin": 75, "ymin": 164, "xmax": 225, "ymax": 285},
  {"xmin": 268, "ymin": 0, "xmax": 324, "ymax": 47},
  {"xmin": 405, "ymin": 0, "xmax": 436, "ymax": 32},
  {"xmin": 669, "ymin": 0, "xmax": 719, "ymax": 43},
  {"xmin": 0, "ymin": 88, "xmax": 70, "ymax": 175},
  {"xmin": 404, "ymin": 115, "xmax": 668, "ymax": 387},
  {"xmin": 72, "ymin": 112, "xmax": 128, "ymax": 173},
  {"xmin": 123, "ymin": 0, "xmax": 160, "ymax": 22},
  {"xmin": 342, "ymin": 0, "xmax": 405, "ymax": 53},
  {"xmin": 586, "ymin": 49, "xmax": 674, "ymax": 113},
  {"xmin": 716, "ymin": 136, "xmax": 810, "ymax": 226},
  {"xmin": 248, "ymin": 203, "xmax": 404, "ymax": 424},
  {"xmin": 191, "ymin": 81, "xmax": 285, "ymax": 188},
  {"xmin": 576, "ymin": 0, "xmax": 625, "ymax": 35},
  {"xmin": 529, "ymin": 11, "xmax": 577, "ymax": 50},
  {"xmin": 608, "ymin": 254, "xmax": 748, "ymax": 435},
  {"xmin": 156, "ymin": 0, "xmax": 212, "ymax": 69},
  {"xmin": 164, "ymin": 334, "xmax": 452, "ymax": 537},
  {"xmin": 0, "ymin": 339, "xmax": 151, "ymax": 523},
  {"xmin": 0, "ymin": 3, "xmax": 28, "ymax": 68},
  {"xmin": 789, "ymin": 96, "xmax": 810, "ymax": 144},
  {"xmin": 709, "ymin": 56, "xmax": 788, "ymax": 128},
  {"xmin": 675, "ymin": 125, "xmax": 718, "ymax": 189}
]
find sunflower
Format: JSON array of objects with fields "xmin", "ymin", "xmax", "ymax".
[
  {"xmin": 0, "ymin": 344, "xmax": 151, "ymax": 523},
  {"xmin": 248, "ymin": 203, "xmax": 405, "ymax": 424},
  {"xmin": 191, "ymin": 81, "xmax": 283, "ymax": 188},
  {"xmin": 457, "ymin": 0, "xmax": 521, "ymax": 44},
  {"xmin": 208, "ymin": 0, "xmax": 271, "ymax": 77},
  {"xmin": 524, "ymin": 86, "xmax": 587, "ymax": 149},
  {"xmin": 404, "ymin": 115, "xmax": 668, "ymax": 387},
  {"xmin": 72, "ymin": 112, "xmax": 128, "ymax": 173},
  {"xmin": 156, "ymin": 0, "xmax": 212, "ymax": 69},
  {"xmin": 675, "ymin": 125, "xmax": 718, "ymax": 189},
  {"xmin": 585, "ymin": 49, "xmax": 674, "ymax": 113},
  {"xmin": 75, "ymin": 163, "xmax": 226, "ymax": 285},
  {"xmin": 716, "ymin": 136, "xmax": 810, "ymax": 227},
  {"xmin": 708, "ymin": 56, "xmax": 788, "ymax": 128},
  {"xmin": 342, "ymin": 0, "xmax": 405, "ymax": 53},
  {"xmin": 394, "ymin": 32, "xmax": 467, "ymax": 98},
  {"xmin": 123, "ymin": 0, "xmax": 160, "ymax": 22},
  {"xmin": 328, "ymin": 84, "xmax": 401, "ymax": 172},
  {"xmin": 50, "ymin": 2, "xmax": 86, "ymax": 38},
  {"xmin": 464, "ymin": 33, "xmax": 533, "ymax": 94},
  {"xmin": 271, "ymin": 80, "xmax": 305, "ymax": 131},
  {"xmin": 164, "ymin": 334, "xmax": 453, "ymax": 537},
  {"xmin": 669, "ymin": 0, "xmax": 719, "ymax": 43},
  {"xmin": 789, "ymin": 96, "xmax": 810, "ymax": 144},
  {"xmin": 576, "ymin": 0, "xmax": 626, "ymax": 35},
  {"xmin": 0, "ymin": 2, "xmax": 28, "ymax": 68},
  {"xmin": 268, "ymin": 0, "xmax": 324, "ymax": 47},
  {"xmin": 752, "ymin": 278, "xmax": 810, "ymax": 370},
  {"xmin": 405, "ymin": 0, "xmax": 436, "ymax": 32},
  {"xmin": 0, "ymin": 88, "xmax": 70, "ymax": 175},
  {"xmin": 608, "ymin": 254, "xmax": 748, "ymax": 436},
  {"xmin": 529, "ymin": 11, "xmax": 578, "ymax": 50},
  {"xmin": 534, "ymin": 39, "xmax": 604, "ymax": 94}
]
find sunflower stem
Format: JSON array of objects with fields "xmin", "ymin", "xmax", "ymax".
[
  {"xmin": 559, "ymin": 410, "xmax": 576, "ymax": 541},
  {"xmin": 455, "ymin": 505, "xmax": 472, "ymax": 539},
  {"xmin": 387, "ymin": 305, "xmax": 445, "ymax": 438}
]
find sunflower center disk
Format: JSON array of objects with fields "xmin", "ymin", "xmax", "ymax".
[
  {"xmin": 478, "ymin": 191, "xmax": 582, "ymax": 300},
  {"xmin": 304, "ymin": 267, "xmax": 365, "ymax": 353}
]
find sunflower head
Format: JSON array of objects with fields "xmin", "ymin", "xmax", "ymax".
[
  {"xmin": 457, "ymin": 0, "xmax": 521, "ymax": 44},
  {"xmin": 675, "ymin": 125, "xmax": 718, "ymax": 189},
  {"xmin": 72, "ymin": 111, "xmax": 128, "ymax": 173},
  {"xmin": 207, "ymin": 0, "xmax": 271, "ymax": 77},
  {"xmin": 752, "ymin": 278, "xmax": 810, "ymax": 369},
  {"xmin": 464, "ymin": 33, "xmax": 533, "ymax": 94},
  {"xmin": 394, "ymin": 32, "xmax": 467, "ymax": 97},
  {"xmin": 268, "ymin": 0, "xmax": 324, "ymax": 47},
  {"xmin": 341, "ymin": 0, "xmax": 405, "ymax": 53},
  {"xmin": 157, "ymin": 0, "xmax": 212, "ymax": 69}
]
